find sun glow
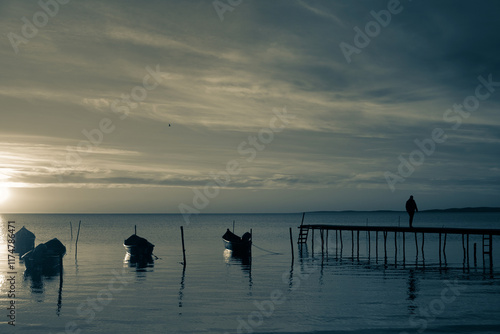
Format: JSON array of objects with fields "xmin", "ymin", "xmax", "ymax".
[{"xmin": 0, "ymin": 185, "xmax": 10, "ymax": 204}]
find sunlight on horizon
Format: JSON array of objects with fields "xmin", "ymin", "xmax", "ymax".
[{"xmin": 0, "ymin": 183, "xmax": 10, "ymax": 204}]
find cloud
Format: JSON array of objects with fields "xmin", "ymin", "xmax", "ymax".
[{"xmin": 1, "ymin": 0, "xmax": 500, "ymax": 212}]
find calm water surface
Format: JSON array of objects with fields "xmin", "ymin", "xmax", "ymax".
[{"xmin": 0, "ymin": 212, "xmax": 499, "ymax": 334}]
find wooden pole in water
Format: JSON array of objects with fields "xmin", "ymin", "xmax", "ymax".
[
  {"xmin": 443, "ymin": 233, "xmax": 447, "ymax": 265},
  {"xmin": 466, "ymin": 234, "xmax": 470, "ymax": 268},
  {"xmin": 482, "ymin": 234, "xmax": 485, "ymax": 267},
  {"xmin": 181, "ymin": 226, "xmax": 186, "ymax": 267},
  {"xmin": 351, "ymin": 230, "xmax": 354, "ymax": 258},
  {"xmin": 326, "ymin": 230, "xmax": 329, "ymax": 255},
  {"xmin": 70, "ymin": 221, "xmax": 73, "ymax": 240},
  {"xmin": 414, "ymin": 232, "xmax": 418, "ymax": 258},
  {"xmin": 300, "ymin": 212, "xmax": 305, "ymax": 226},
  {"xmin": 340, "ymin": 230, "xmax": 343, "ymax": 254},
  {"xmin": 312, "ymin": 229, "xmax": 314, "ymax": 256},
  {"xmin": 376, "ymin": 231, "xmax": 378, "ymax": 260},
  {"xmin": 402, "ymin": 232, "xmax": 406, "ymax": 263},
  {"xmin": 289, "ymin": 228, "xmax": 294, "ymax": 261},
  {"xmin": 383, "ymin": 231, "xmax": 387, "ymax": 260},
  {"xmin": 368, "ymin": 231, "xmax": 371, "ymax": 259},
  {"xmin": 489, "ymin": 234, "xmax": 493, "ymax": 269},
  {"xmin": 356, "ymin": 230, "xmax": 360, "ymax": 260},
  {"xmin": 473, "ymin": 243, "xmax": 477, "ymax": 266},
  {"xmin": 462, "ymin": 234, "xmax": 466, "ymax": 263},
  {"xmin": 439, "ymin": 233, "xmax": 442, "ymax": 266},
  {"xmin": 394, "ymin": 231, "xmax": 397, "ymax": 263},
  {"xmin": 321, "ymin": 229, "xmax": 324, "ymax": 255},
  {"xmin": 75, "ymin": 220, "xmax": 81, "ymax": 260},
  {"xmin": 421, "ymin": 233, "xmax": 425, "ymax": 257},
  {"xmin": 335, "ymin": 230, "xmax": 338, "ymax": 258}
]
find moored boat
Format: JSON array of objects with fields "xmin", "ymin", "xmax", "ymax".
[
  {"xmin": 123, "ymin": 233, "xmax": 155, "ymax": 259},
  {"xmin": 22, "ymin": 238, "xmax": 66, "ymax": 274},
  {"xmin": 14, "ymin": 226, "xmax": 36, "ymax": 256},
  {"xmin": 222, "ymin": 229, "xmax": 252, "ymax": 256}
]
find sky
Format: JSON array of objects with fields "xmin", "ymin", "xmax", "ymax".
[{"xmin": 0, "ymin": 0, "xmax": 499, "ymax": 213}]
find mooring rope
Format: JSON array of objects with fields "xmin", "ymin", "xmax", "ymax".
[{"xmin": 252, "ymin": 243, "xmax": 283, "ymax": 255}]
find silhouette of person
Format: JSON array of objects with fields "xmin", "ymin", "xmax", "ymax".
[{"xmin": 406, "ymin": 195, "xmax": 418, "ymax": 228}]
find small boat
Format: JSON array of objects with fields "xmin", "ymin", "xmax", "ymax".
[
  {"xmin": 222, "ymin": 229, "xmax": 252, "ymax": 256},
  {"xmin": 22, "ymin": 238, "xmax": 66, "ymax": 274},
  {"xmin": 123, "ymin": 233, "xmax": 154, "ymax": 259},
  {"xmin": 14, "ymin": 226, "xmax": 36, "ymax": 256}
]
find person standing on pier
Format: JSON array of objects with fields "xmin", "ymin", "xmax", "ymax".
[{"xmin": 406, "ymin": 195, "xmax": 418, "ymax": 228}]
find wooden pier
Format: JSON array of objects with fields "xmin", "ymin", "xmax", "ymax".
[{"xmin": 298, "ymin": 224, "xmax": 499, "ymax": 268}]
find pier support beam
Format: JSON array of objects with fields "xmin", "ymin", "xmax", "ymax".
[
  {"xmin": 335, "ymin": 230, "xmax": 338, "ymax": 258},
  {"xmin": 439, "ymin": 233, "xmax": 442, "ymax": 266},
  {"xmin": 414, "ymin": 232, "xmax": 418, "ymax": 258},
  {"xmin": 340, "ymin": 230, "xmax": 343, "ymax": 255},
  {"xmin": 357, "ymin": 230, "xmax": 360, "ymax": 261},
  {"xmin": 383, "ymin": 231, "xmax": 388, "ymax": 261},
  {"xmin": 443, "ymin": 233, "xmax": 447, "ymax": 265},
  {"xmin": 368, "ymin": 231, "xmax": 371, "ymax": 259},
  {"xmin": 394, "ymin": 231, "xmax": 398, "ymax": 264},
  {"xmin": 351, "ymin": 230, "xmax": 354, "ymax": 259},
  {"xmin": 402, "ymin": 232, "xmax": 406, "ymax": 264}
]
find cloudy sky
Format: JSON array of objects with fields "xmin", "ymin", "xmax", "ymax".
[{"xmin": 0, "ymin": 0, "xmax": 499, "ymax": 213}]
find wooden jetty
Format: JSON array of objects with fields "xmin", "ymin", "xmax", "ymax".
[{"xmin": 298, "ymin": 224, "xmax": 498, "ymax": 268}]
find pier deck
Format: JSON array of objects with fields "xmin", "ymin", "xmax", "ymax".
[{"xmin": 297, "ymin": 224, "xmax": 498, "ymax": 268}]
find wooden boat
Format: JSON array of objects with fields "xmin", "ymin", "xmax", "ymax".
[
  {"xmin": 123, "ymin": 233, "xmax": 154, "ymax": 259},
  {"xmin": 222, "ymin": 229, "xmax": 252, "ymax": 255},
  {"xmin": 14, "ymin": 226, "xmax": 36, "ymax": 256},
  {"xmin": 22, "ymin": 238, "xmax": 66, "ymax": 274}
]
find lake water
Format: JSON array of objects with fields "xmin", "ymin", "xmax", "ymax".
[{"xmin": 0, "ymin": 212, "xmax": 499, "ymax": 334}]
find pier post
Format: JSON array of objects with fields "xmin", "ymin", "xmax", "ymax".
[
  {"xmin": 483, "ymin": 234, "xmax": 485, "ymax": 267},
  {"xmin": 414, "ymin": 232, "xmax": 418, "ymax": 258},
  {"xmin": 351, "ymin": 230, "xmax": 354, "ymax": 259},
  {"xmin": 421, "ymin": 233, "xmax": 425, "ymax": 262},
  {"xmin": 443, "ymin": 233, "xmax": 447, "ymax": 265},
  {"xmin": 473, "ymin": 242, "xmax": 477, "ymax": 267},
  {"xmin": 394, "ymin": 231, "xmax": 398, "ymax": 264},
  {"xmin": 326, "ymin": 230, "xmax": 329, "ymax": 256},
  {"xmin": 467, "ymin": 234, "xmax": 470, "ymax": 269},
  {"xmin": 383, "ymin": 231, "xmax": 388, "ymax": 261},
  {"xmin": 439, "ymin": 233, "xmax": 442, "ymax": 266},
  {"xmin": 376, "ymin": 231, "xmax": 378, "ymax": 261},
  {"xmin": 312, "ymin": 229, "xmax": 314, "ymax": 257},
  {"xmin": 340, "ymin": 230, "xmax": 343, "ymax": 256},
  {"xmin": 462, "ymin": 234, "xmax": 466, "ymax": 265},
  {"xmin": 402, "ymin": 232, "xmax": 406, "ymax": 263},
  {"xmin": 335, "ymin": 230, "xmax": 338, "ymax": 258},
  {"xmin": 368, "ymin": 231, "xmax": 371, "ymax": 259},
  {"xmin": 490, "ymin": 234, "xmax": 493, "ymax": 269},
  {"xmin": 289, "ymin": 228, "xmax": 294, "ymax": 262},
  {"xmin": 357, "ymin": 230, "xmax": 360, "ymax": 261},
  {"xmin": 321, "ymin": 229, "xmax": 324, "ymax": 256}
]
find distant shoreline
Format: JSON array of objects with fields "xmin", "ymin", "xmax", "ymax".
[{"xmin": 2, "ymin": 207, "xmax": 500, "ymax": 215}]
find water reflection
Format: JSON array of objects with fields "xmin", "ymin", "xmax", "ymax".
[
  {"xmin": 406, "ymin": 269, "xmax": 419, "ymax": 315},
  {"xmin": 223, "ymin": 249, "xmax": 252, "ymax": 289},
  {"xmin": 178, "ymin": 267, "xmax": 186, "ymax": 313},
  {"xmin": 123, "ymin": 253, "xmax": 154, "ymax": 271},
  {"xmin": 22, "ymin": 260, "xmax": 64, "ymax": 315}
]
